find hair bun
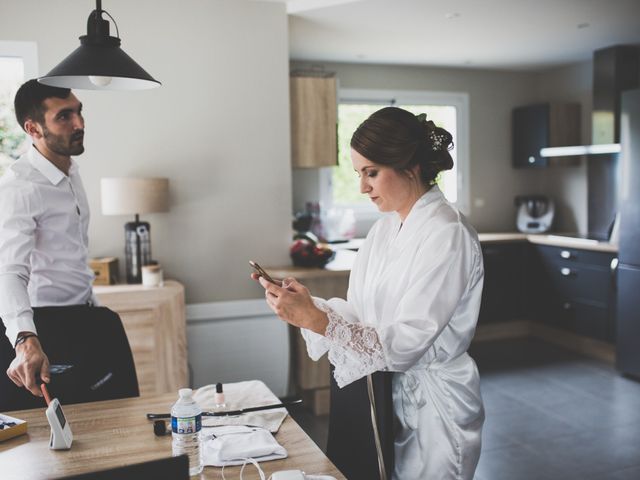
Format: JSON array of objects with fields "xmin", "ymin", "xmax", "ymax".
[
  {"xmin": 428, "ymin": 126, "xmax": 453, "ymax": 152},
  {"xmin": 415, "ymin": 113, "xmax": 453, "ymax": 153},
  {"xmin": 351, "ymin": 107, "xmax": 454, "ymax": 187}
]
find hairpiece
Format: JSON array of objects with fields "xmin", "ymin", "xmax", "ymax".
[
  {"xmin": 429, "ymin": 131, "xmax": 449, "ymax": 151},
  {"xmin": 415, "ymin": 113, "xmax": 448, "ymax": 152}
]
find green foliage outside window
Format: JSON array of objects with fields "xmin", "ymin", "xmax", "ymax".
[
  {"xmin": 335, "ymin": 104, "xmax": 381, "ymax": 204},
  {"xmin": 0, "ymin": 57, "xmax": 28, "ymax": 177}
]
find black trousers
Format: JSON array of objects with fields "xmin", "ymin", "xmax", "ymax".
[
  {"xmin": 0, "ymin": 305, "xmax": 139, "ymax": 411},
  {"xmin": 326, "ymin": 367, "xmax": 396, "ymax": 480}
]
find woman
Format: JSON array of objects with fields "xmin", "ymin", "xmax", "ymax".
[{"xmin": 254, "ymin": 107, "xmax": 484, "ymax": 480}]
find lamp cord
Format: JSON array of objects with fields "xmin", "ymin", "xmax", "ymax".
[
  {"xmin": 93, "ymin": 0, "xmax": 120, "ymax": 39},
  {"xmin": 101, "ymin": 10, "xmax": 120, "ymax": 38}
]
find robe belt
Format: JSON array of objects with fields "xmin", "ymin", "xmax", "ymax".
[{"xmin": 397, "ymin": 353, "xmax": 470, "ymax": 430}]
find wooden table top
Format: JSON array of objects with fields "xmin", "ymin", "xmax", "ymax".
[{"xmin": 0, "ymin": 392, "xmax": 344, "ymax": 479}]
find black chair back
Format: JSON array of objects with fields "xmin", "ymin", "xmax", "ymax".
[
  {"xmin": 326, "ymin": 368, "xmax": 395, "ymax": 480},
  {"xmin": 56, "ymin": 455, "xmax": 190, "ymax": 479},
  {"xmin": 0, "ymin": 306, "xmax": 139, "ymax": 411}
]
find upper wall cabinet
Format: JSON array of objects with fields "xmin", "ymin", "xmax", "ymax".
[
  {"xmin": 290, "ymin": 75, "xmax": 338, "ymax": 168},
  {"xmin": 512, "ymin": 103, "xmax": 581, "ymax": 168}
]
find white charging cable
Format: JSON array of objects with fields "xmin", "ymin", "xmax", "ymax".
[
  {"xmin": 221, "ymin": 458, "xmax": 266, "ymax": 480},
  {"xmin": 220, "ymin": 458, "xmax": 336, "ymax": 480}
]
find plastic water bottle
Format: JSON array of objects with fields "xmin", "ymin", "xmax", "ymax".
[{"xmin": 171, "ymin": 388, "xmax": 203, "ymax": 475}]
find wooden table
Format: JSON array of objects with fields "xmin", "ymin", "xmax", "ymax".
[{"xmin": 0, "ymin": 393, "xmax": 344, "ymax": 479}]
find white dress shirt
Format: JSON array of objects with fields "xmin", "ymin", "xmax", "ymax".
[
  {"xmin": 0, "ymin": 146, "xmax": 94, "ymax": 346},
  {"xmin": 301, "ymin": 186, "xmax": 485, "ymax": 479}
]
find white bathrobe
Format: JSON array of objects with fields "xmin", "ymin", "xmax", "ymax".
[{"xmin": 302, "ymin": 185, "xmax": 485, "ymax": 480}]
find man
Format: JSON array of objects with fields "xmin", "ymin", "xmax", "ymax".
[{"xmin": 0, "ymin": 80, "xmax": 137, "ymax": 409}]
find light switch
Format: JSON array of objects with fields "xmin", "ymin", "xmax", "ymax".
[{"xmin": 474, "ymin": 198, "xmax": 485, "ymax": 208}]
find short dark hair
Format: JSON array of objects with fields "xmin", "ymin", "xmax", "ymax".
[
  {"xmin": 14, "ymin": 79, "xmax": 71, "ymax": 131},
  {"xmin": 350, "ymin": 106, "xmax": 454, "ymax": 186}
]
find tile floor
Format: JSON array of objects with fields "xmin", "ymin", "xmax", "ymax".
[{"xmin": 289, "ymin": 338, "xmax": 640, "ymax": 480}]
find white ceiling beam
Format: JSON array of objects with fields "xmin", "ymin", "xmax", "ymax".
[{"xmin": 286, "ymin": 0, "xmax": 365, "ymax": 14}]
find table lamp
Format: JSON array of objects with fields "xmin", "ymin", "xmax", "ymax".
[{"xmin": 101, "ymin": 177, "xmax": 169, "ymax": 283}]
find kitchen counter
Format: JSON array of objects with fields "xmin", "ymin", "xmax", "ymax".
[
  {"xmin": 267, "ymin": 233, "xmax": 618, "ymax": 277},
  {"xmin": 478, "ymin": 232, "xmax": 528, "ymax": 243},
  {"xmin": 479, "ymin": 232, "xmax": 617, "ymax": 252},
  {"xmin": 524, "ymin": 234, "xmax": 618, "ymax": 253}
]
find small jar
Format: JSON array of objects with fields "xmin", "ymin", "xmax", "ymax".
[{"xmin": 142, "ymin": 264, "xmax": 163, "ymax": 287}]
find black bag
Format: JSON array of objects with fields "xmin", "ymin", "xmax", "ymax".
[
  {"xmin": 0, "ymin": 305, "xmax": 139, "ymax": 411},
  {"xmin": 326, "ymin": 366, "xmax": 395, "ymax": 480}
]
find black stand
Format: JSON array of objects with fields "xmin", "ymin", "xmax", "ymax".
[
  {"xmin": 326, "ymin": 367, "xmax": 395, "ymax": 480},
  {"xmin": 124, "ymin": 214, "xmax": 151, "ymax": 283}
]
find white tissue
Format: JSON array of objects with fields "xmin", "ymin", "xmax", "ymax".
[{"xmin": 202, "ymin": 425, "xmax": 287, "ymax": 467}]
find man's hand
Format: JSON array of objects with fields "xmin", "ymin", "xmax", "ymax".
[{"xmin": 7, "ymin": 335, "xmax": 50, "ymax": 396}]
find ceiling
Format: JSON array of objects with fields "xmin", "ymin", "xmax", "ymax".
[{"xmin": 259, "ymin": 0, "xmax": 640, "ymax": 71}]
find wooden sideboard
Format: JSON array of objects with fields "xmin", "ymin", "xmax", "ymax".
[{"xmin": 93, "ymin": 280, "xmax": 188, "ymax": 396}]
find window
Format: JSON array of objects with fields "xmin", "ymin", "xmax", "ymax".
[
  {"xmin": 0, "ymin": 41, "xmax": 38, "ymax": 177},
  {"xmin": 321, "ymin": 88, "xmax": 469, "ymax": 233}
]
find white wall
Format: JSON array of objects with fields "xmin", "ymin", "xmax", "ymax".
[
  {"xmin": 187, "ymin": 300, "xmax": 290, "ymax": 397},
  {"xmin": 1, "ymin": 0, "xmax": 292, "ymax": 303},
  {"xmin": 535, "ymin": 60, "xmax": 593, "ymax": 234}
]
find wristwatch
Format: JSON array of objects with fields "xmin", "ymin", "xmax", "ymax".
[{"xmin": 14, "ymin": 332, "xmax": 37, "ymax": 348}]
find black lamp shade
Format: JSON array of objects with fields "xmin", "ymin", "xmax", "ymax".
[
  {"xmin": 38, "ymin": 2, "xmax": 160, "ymax": 91},
  {"xmin": 39, "ymin": 42, "xmax": 160, "ymax": 91}
]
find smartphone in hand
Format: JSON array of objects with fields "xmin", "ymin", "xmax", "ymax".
[{"xmin": 249, "ymin": 260, "xmax": 279, "ymax": 285}]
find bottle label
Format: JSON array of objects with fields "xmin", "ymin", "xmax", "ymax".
[{"xmin": 171, "ymin": 414, "xmax": 202, "ymax": 434}]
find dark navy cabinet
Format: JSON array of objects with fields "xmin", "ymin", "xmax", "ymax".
[
  {"xmin": 512, "ymin": 103, "xmax": 581, "ymax": 168},
  {"xmin": 477, "ymin": 241, "xmax": 617, "ymax": 342},
  {"xmin": 617, "ymin": 88, "xmax": 640, "ymax": 378},
  {"xmin": 513, "ymin": 105, "xmax": 550, "ymax": 168},
  {"xmin": 478, "ymin": 242, "xmax": 527, "ymax": 323},
  {"xmin": 533, "ymin": 244, "xmax": 617, "ymax": 342}
]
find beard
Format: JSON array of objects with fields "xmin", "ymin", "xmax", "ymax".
[{"xmin": 42, "ymin": 126, "xmax": 85, "ymax": 156}]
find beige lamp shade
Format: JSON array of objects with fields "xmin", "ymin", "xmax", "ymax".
[{"xmin": 101, "ymin": 177, "xmax": 169, "ymax": 215}]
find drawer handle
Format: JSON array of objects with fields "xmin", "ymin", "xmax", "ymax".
[
  {"xmin": 560, "ymin": 250, "xmax": 572, "ymax": 259},
  {"xmin": 611, "ymin": 257, "xmax": 618, "ymax": 289},
  {"xmin": 560, "ymin": 267, "xmax": 573, "ymax": 276}
]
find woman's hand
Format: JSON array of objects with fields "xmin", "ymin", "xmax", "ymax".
[{"xmin": 251, "ymin": 273, "xmax": 329, "ymax": 335}]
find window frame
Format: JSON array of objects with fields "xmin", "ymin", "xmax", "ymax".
[
  {"xmin": 321, "ymin": 88, "xmax": 470, "ymax": 224},
  {"xmin": 0, "ymin": 41, "xmax": 38, "ymax": 171},
  {"xmin": 0, "ymin": 41, "xmax": 38, "ymax": 79}
]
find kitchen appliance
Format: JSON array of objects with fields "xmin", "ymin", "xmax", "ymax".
[
  {"xmin": 515, "ymin": 195, "xmax": 554, "ymax": 233},
  {"xmin": 616, "ymin": 88, "xmax": 640, "ymax": 379}
]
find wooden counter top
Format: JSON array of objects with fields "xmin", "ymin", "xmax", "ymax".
[
  {"xmin": 525, "ymin": 234, "xmax": 618, "ymax": 253},
  {"xmin": 478, "ymin": 233, "xmax": 528, "ymax": 243},
  {"xmin": 479, "ymin": 232, "xmax": 618, "ymax": 252}
]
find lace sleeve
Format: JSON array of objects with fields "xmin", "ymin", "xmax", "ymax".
[{"xmin": 314, "ymin": 299, "xmax": 388, "ymax": 388}]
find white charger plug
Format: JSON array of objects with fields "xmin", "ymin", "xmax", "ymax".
[{"xmin": 271, "ymin": 470, "xmax": 306, "ymax": 480}]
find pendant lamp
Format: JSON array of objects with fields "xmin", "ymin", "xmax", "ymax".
[{"xmin": 38, "ymin": 0, "xmax": 160, "ymax": 91}]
